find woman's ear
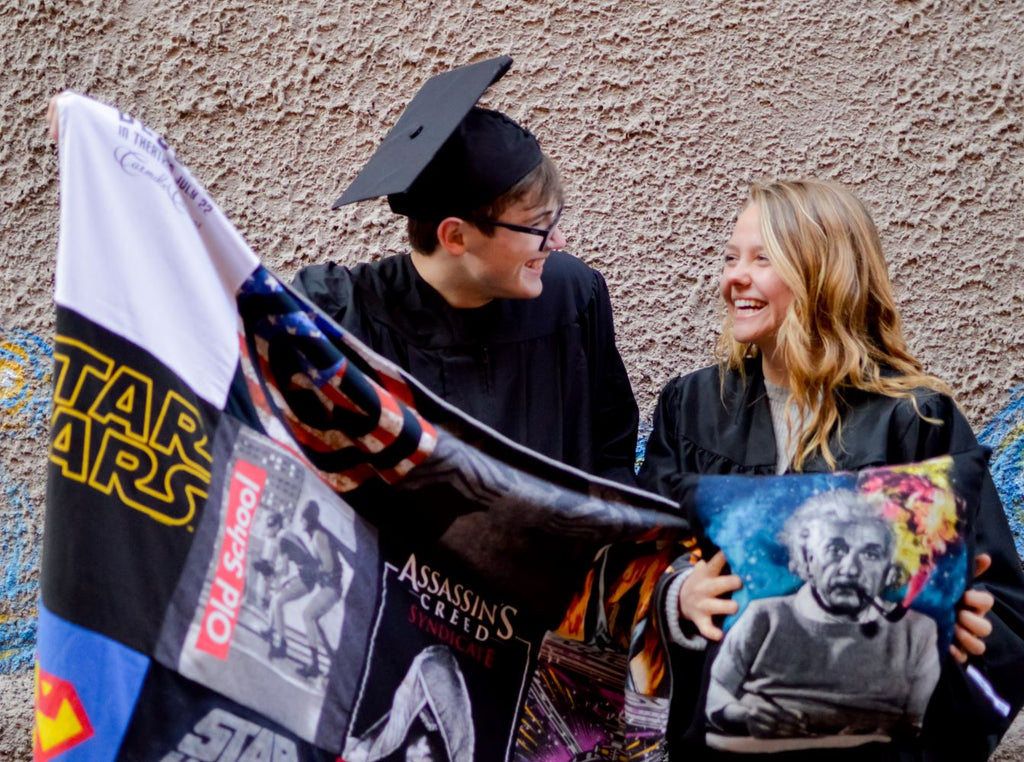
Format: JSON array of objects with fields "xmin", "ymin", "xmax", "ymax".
[{"xmin": 436, "ymin": 217, "xmax": 469, "ymax": 256}]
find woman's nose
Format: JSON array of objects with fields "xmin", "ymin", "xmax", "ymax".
[{"xmin": 723, "ymin": 262, "xmax": 751, "ymax": 287}]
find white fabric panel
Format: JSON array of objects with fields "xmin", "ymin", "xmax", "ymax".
[{"xmin": 54, "ymin": 91, "xmax": 259, "ymax": 409}]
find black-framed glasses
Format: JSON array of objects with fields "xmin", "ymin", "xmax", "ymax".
[{"xmin": 481, "ymin": 205, "xmax": 564, "ymax": 252}]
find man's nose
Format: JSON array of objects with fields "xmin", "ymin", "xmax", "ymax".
[
  {"xmin": 547, "ymin": 223, "xmax": 567, "ymax": 251},
  {"xmin": 837, "ymin": 553, "xmax": 860, "ymax": 575}
]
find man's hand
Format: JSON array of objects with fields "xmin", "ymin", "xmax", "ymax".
[
  {"xmin": 47, "ymin": 95, "xmax": 60, "ymax": 143},
  {"xmin": 678, "ymin": 550, "xmax": 742, "ymax": 641},
  {"xmin": 718, "ymin": 694, "xmax": 807, "ymax": 738}
]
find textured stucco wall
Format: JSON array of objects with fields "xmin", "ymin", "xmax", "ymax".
[{"xmin": 2, "ymin": 0, "xmax": 1023, "ymax": 757}]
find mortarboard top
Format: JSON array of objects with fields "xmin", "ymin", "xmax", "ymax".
[{"xmin": 331, "ymin": 55, "xmax": 543, "ymax": 219}]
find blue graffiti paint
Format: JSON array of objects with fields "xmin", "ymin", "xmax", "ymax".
[
  {"xmin": 0, "ymin": 327, "xmax": 53, "ymax": 439},
  {"xmin": 634, "ymin": 420, "xmax": 653, "ymax": 474},
  {"xmin": 0, "ymin": 327, "xmax": 49, "ymax": 672},
  {"xmin": 0, "ymin": 466, "xmax": 40, "ymax": 673},
  {"xmin": 978, "ymin": 386, "xmax": 1024, "ymax": 562}
]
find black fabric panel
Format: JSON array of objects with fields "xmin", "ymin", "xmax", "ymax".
[{"xmin": 43, "ymin": 307, "xmax": 224, "ymax": 653}]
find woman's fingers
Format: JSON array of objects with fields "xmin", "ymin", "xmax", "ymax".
[
  {"xmin": 679, "ymin": 551, "xmax": 742, "ymax": 641},
  {"xmin": 961, "ymin": 588, "xmax": 995, "ymax": 617},
  {"xmin": 950, "ymin": 590, "xmax": 995, "ymax": 662},
  {"xmin": 950, "ymin": 624, "xmax": 986, "ymax": 663},
  {"xmin": 974, "ymin": 553, "xmax": 992, "ymax": 579}
]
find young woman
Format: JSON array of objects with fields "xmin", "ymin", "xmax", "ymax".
[{"xmin": 638, "ymin": 179, "xmax": 1024, "ymax": 759}]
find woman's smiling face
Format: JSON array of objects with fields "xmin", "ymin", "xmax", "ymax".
[{"xmin": 720, "ymin": 202, "xmax": 794, "ymax": 360}]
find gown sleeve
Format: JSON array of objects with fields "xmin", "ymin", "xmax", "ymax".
[
  {"xmin": 290, "ymin": 263, "xmax": 359, "ymax": 326},
  {"xmin": 637, "ymin": 379, "xmax": 687, "ymax": 502},
  {"xmin": 896, "ymin": 392, "xmax": 1024, "ymax": 755},
  {"xmin": 585, "ymin": 270, "xmax": 640, "ymax": 484}
]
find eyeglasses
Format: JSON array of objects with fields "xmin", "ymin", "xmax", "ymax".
[{"xmin": 481, "ymin": 205, "xmax": 564, "ymax": 252}]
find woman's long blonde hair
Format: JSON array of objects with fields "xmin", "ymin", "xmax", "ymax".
[{"xmin": 716, "ymin": 179, "xmax": 950, "ymax": 470}]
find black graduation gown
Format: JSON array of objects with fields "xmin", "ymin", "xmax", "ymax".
[
  {"xmin": 638, "ymin": 359, "xmax": 1024, "ymax": 761},
  {"xmin": 292, "ymin": 251, "xmax": 639, "ymax": 483}
]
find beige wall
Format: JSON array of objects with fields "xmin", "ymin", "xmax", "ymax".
[{"xmin": 2, "ymin": 1, "xmax": 1022, "ymax": 756}]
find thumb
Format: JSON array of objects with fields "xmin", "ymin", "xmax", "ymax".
[{"xmin": 974, "ymin": 553, "xmax": 992, "ymax": 579}]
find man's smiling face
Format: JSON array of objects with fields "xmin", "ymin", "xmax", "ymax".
[{"xmin": 458, "ymin": 196, "xmax": 567, "ymax": 303}]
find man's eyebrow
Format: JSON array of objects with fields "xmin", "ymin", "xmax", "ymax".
[{"xmin": 528, "ymin": 207, "xmax": 557, "ymax": 225}]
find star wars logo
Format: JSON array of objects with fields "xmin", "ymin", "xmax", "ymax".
[
  {"xmin": 158, "ymin": 708, "xmax": 298, "ymax": 762},
  {"xmin": 49, "ymin": 335, "xmax": 212, "ymax": 526}
]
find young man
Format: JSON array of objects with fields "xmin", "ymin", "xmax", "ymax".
[{"xmin": 293, "ymin": 57, "xmax": 638, "ymax": 483}]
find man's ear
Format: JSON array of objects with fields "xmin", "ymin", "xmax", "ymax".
[
  {"xmin": 884, "ymin": 562, "xmax": 906, "ymax": 590},
  {"xmin": 796, "ymin": 546, "xmax": 812, "ymax": 581},
  {"xmin": 436, "ymin": 217, "xmax": 470, "ymax": 256}
]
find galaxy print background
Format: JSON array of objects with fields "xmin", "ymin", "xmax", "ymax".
[
  {"xmin": 514, "ymin": 635, "xmax": 629, "ymax": 761},
  {"xmin": 513, "ymin": 538, "xmax": 692, "ymax": 762},
  {"xmin": 694, "ymin": 455, "xmax": 970, "ymax": 650}
]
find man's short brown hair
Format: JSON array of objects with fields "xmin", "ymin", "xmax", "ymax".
[{"xmin": 406, "ymin": 154, "xmax": 563, "ymax": 255}]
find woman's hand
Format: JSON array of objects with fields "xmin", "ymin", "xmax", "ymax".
[
  {"xmin": 679, "ymin": 550, "xmax": 743, "ymax": 641},
  {"xmin": 950, "ymin": 553, "xmax": 994, "ymax": 664}
]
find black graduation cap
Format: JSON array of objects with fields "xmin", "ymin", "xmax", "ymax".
[{"xmin": 331, "ymin": 55, "xmax": 543, "ymax": 219}]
